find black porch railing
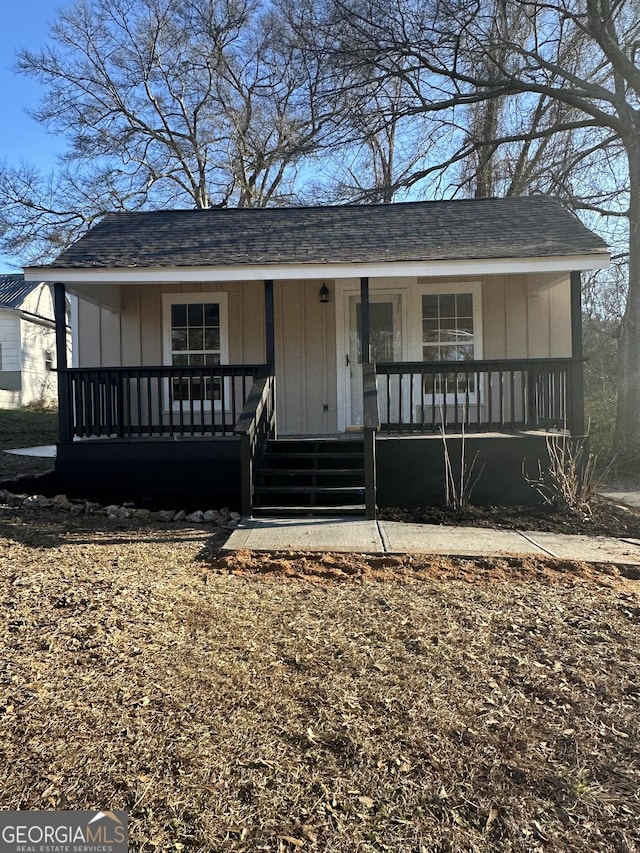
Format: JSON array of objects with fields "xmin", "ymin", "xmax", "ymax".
[
  {"xmin": 58, "ymin": 364, "xmax": 266, "ymax": 440},
  {"xmin": 374, "ymin": 358, "xmax": 580, "ymax": 434},
  {"xmin": 234, "ymin": 368, "xmax": 277, "ymax": 518}
]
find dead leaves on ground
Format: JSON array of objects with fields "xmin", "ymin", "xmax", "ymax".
[{"xmin": 0, "ymin": 514, "xmax": 639, "ymax": 851}]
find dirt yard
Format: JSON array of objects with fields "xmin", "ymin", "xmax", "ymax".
[{"xmin": 1, "ymin": 509, "xmax": 639, "ymax": 852}]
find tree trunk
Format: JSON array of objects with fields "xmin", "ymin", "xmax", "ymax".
[{"xmin": 613, "ymin": 136, "xmax": 640, "ymax": 459}]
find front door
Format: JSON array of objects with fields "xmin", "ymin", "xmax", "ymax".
[{"xmin": 345, "ymin": 292, "xmax": 402, "ymax": 427}]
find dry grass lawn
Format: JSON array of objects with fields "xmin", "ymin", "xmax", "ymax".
[{"xmin": 0, "ymin": 510, "xmax": 639, "ymax": 852}]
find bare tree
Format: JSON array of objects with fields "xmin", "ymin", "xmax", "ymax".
[
  {"xmin": 306, "ymin": 0, "xmax": 639, "ymax": 457},
  {"xmin": 1, "ymin": 0, "xmax": 343, "ymax": 262}
]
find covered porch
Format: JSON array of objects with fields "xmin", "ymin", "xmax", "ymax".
[{"xmin": 49, "ymin": 273, "xmax": 586, "ymax": 518}]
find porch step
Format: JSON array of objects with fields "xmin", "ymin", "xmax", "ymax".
[
  {"xmin": 253, "ymin": 437, "xmax": 367, "ymax": 517},
  {"xmin": 251, "ymin": 505, "xmax": 367, "ymax": 518}
]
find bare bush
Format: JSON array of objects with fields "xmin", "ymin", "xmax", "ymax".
[
  {"xmin": 524, "ymin": 432, "xmax": 605, "ymax": 519},
  {"xmin": 440, "ymin": 414, "xmax": 485, "ymax": 510}
]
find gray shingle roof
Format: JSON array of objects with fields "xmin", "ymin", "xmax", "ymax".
[
  {"xmin": 0, "ymin": 274, "xmax": 39, "ymax": 309},
  {"xmin": 46, "ymin": 197, "xmax": 608, "ymax": 270}
]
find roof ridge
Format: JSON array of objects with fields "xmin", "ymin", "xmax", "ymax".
[{"xmin": 99, "ymin": 195, "xmax": 565, "ymax": 219}]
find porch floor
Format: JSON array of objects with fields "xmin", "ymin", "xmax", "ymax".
[{"xmin": 56, "ymin": 428, "xmax": 560, "ymax": 444}]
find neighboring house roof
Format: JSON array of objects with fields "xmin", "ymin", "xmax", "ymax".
[
  {"xmin": 44, "ymin": 197, "xmax": 608, "ymax": 270},
  {"xmin": 0, "ymin": 274, "xmax": 40, "ymax": 309}
]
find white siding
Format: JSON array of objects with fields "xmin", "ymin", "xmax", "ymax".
[
  {"xmin": 0, "ymin": 285, "xmax": 58, "ymax": 408},
  {"xmin": 0, "ymin": 311, "xmax": 21, "ymax": 371},
  {"xmin": 20, "ymin": 316, "xmax": 57, "ymax": 407}
]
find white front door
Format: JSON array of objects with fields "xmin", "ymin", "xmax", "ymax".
[{"xmin": 345, "ymin": 292, "xmax": 403, "ymax": 427}]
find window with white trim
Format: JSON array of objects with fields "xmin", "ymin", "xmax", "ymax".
[
  {"xmin": 163, "ymin": 294, "xmax": 228, "ymax": 404},
  {"xmin": 422, "ymin": 292, "xmax": 475, "ymax": 361},
  {"xmin": 420, "ymin": 284, "xmax": 482, "ymax": 396}
]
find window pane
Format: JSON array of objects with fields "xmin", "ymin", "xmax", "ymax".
[
  {"xmin": 205, "ymin": 328, "xmax": 220, "ymax": 350},
  {"xmin": 172, "ymin": 378, "xmax": 190, "ymax": 401},
  {"xmin": 188, "ymin": 329, "xmax": 204, "ymax": 350},
  {"xmin": 204, "ymin": 304, "xmax": 219, "ymax": 326},
  {"xmin": 456, "ymin": 345, "xmax": 474, "ymax": 361},
  {"xmin": 187, "ymin": 303, "xmax": 203, "ymax": 326},
  {"xmin": 440, "ymin": 326, "xmax": 459, "ymax": 343},
  {"xmin": 172, "ymin": 354, "xmax": 189, "ymax": 366},
  {"xmin": 456, "ymin": 316, "xmax": 474, "ymax": 335},
  {"xmin": 456, "ymin": 293, "xmax": 473, "ymax": 317},
  {"xmin": 171, "ymin": 304, "xmax": 187, "ymax": 327},
  {"xmin": 422, "ymin": 318, "xmax": 439, "ymax": 340},
  {"xmin": 172, "ymin": 329, "xmax": 188, "ymax": 351},
  {"xmin": 439, "ymin": 293, "xmax": 456, "ymax": 318},
  {"xmin": 205, "ymin": 353, "xmax": 221, "ymax": 365},
  {"xmin": 190, "ymin": 378, "xmax": 204, "ymax": 400},
  {"xmin": 422, "ymin": 295, "xmax": 438, "ymax": 319},
  {"xmin": 440, "ymin": 345, "xmax": 457, "ymax": 361},
  {"xmin": 190, "ymin": 353, "xmax": 205, "ymax": 366}
]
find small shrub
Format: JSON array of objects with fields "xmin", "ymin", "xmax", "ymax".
[
  {"xmin": 523, "ymin": 432, "xmax": 605, "ymax": 519},
  {"xmin": 440, "ymin": 412, "xmax": 485, "ymax": 510}
]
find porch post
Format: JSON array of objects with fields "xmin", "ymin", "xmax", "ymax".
[
  {"xmin": 360, "ymin": 277, "xmax": 370, "ymax": 363},
  {"xmin": 570, "ymin": 270, "xmax": 585, "ymax": 437},
  {"xmin": 264, "ymin": 279, "xmax": 275, "ymax": 368},
  {"xmin": 53, "ymin": 282, "xmax": 72, "ymax": 443},
  {"xmin": 360, "ymin": 277, "xmax": 377, "ymax": 517}
]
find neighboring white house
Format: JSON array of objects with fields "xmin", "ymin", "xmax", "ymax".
[{"xmin": 0, "ymin": 275, "xmax": 59, "ymax": 409}]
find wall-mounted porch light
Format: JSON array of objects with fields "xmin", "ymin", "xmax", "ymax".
[{"xmin": 319, "ymin": 282, "xmax": 330, "ymax": 303}]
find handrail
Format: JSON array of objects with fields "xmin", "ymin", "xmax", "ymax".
[
  {"xmin": 234, "ymin": 368, "xmax": 276, "ymax": 518},
  {"xmin": 59, "ymin": 364, "xmax": 267, "ymax": 377},
  {"xmin": 374, "ymin": 357, "xmax": 577, "ymax": 373},
  {"xmin": 234, "ymin": 371, "xmax": 274, "ymax": 436}
]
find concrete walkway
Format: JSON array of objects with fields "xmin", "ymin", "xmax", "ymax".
[
  {"xmin": 225, "ymin": 517, "xmax": 640, "ymax": 566},
  {"xmin": 4, "ymin": 445, "xmax": 57, "ymax": 458}
]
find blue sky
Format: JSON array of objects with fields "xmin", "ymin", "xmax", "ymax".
[
  {"xmin": 1, "ymin": 1, "xmax": 66, "ymax": 269},
  {"xmin": 1, "ymin": 0, "xmax": 64, "ymax": 173}
]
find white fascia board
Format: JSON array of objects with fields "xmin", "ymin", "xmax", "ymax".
[{"xmin": 25, "ymin": 252, "xmax": 609, "ymax": 286}]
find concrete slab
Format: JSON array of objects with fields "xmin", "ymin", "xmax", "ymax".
[
  {"xmin": 224, "ymin": 517, "xmax": 640, "ymax": 566},
  {"xmin": 600, "ymin": 490, "xmax": 640, "ymax": 510},
  {"xmin": 4, "ymin": 445, "xmax": 57, "ymax": 458},
  {"xmin": 520, "ymin": 531, "xmax": 640, "ymax": 566},
  {"xmin": 379, "ymin": 521, "xmax": 547, "ymax": 557},
  {"xmin": 224, "ymin": 517, "xmax": 384, "ymax": 553}
]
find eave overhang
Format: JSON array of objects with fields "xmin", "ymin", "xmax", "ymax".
[{"xmin": 24, "ymin": 252, "xmax": 610, "ymax": 288}]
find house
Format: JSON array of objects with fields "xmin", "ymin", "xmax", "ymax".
[
  {"xmin": 0, "ymin": 275, "xmax": 59, "ymax": 409},
  {"xmin": 24, "ymin": 198, "xmax": 609, "ymax": 516}
]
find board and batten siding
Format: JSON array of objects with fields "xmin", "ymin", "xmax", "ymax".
[
  {"xmin": 73, "ymin": 272, "xmax": 572, "ymax": 433},
  {"xmin": 481, "ymin": 273, "xmax": 572, "ymax": 359},
  {"xmin": 77, "ymin": 281, "xmax": 265, "ymax": 367}
]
